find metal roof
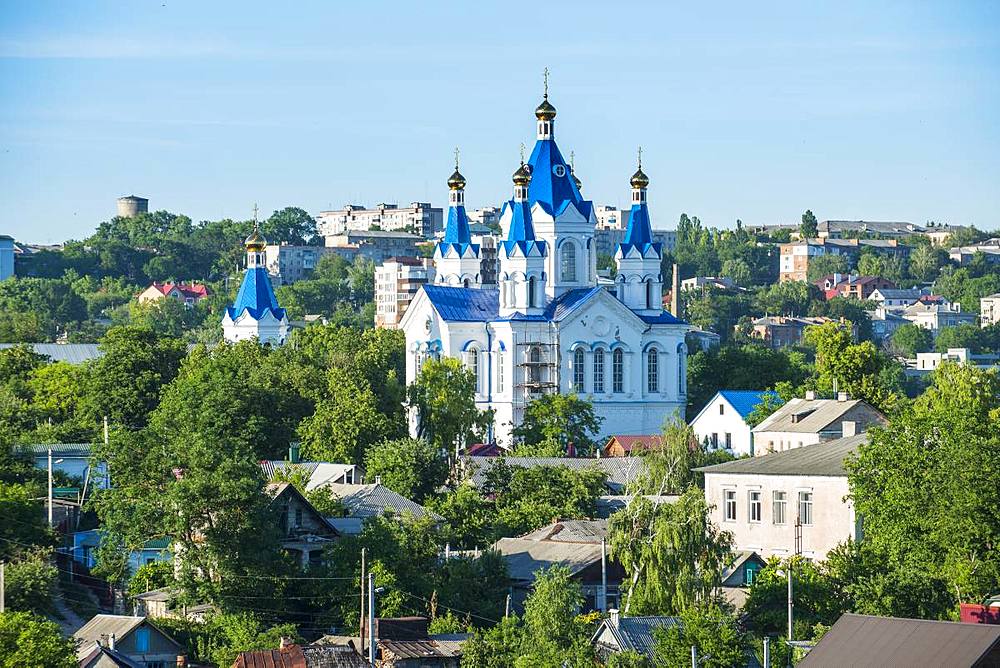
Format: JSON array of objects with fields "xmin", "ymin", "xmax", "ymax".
[
  {"xmin": 322, "ymin": 483, "xmax": 443, "ymax": 522},
  {"xmin": 0, "ymin": 343, "xmax": 102, "ymax": 363},
  {"xmin": 593, "ymin": 615, "xmax": 681, "ymax": 659},
  {"xmin": 379, "ymin": 638, "xmax": 465, "ymax": 660},
  {"xmin": 463, "ymin": 456, "xmax": 645, "ymax": 493},
  {"xmin": 753, "ymin": 397, "xmax": 885, "ymax": 435},
  {"xmin": 799, "ymin": 613, "xmax": 1000, "ymax": 668},
  {"xmin": 226, "ymin": 267, "xmax": 286, "ymax": 321},
  {"xmin": 74, "ymin": 615, "xmax": 182, "ymax": 659},
  {"xmin": 518, "ymin": 519, "xmax": 608, "ymax": 543},
  {"xmin": 494, "ymin": 536, "xmax": 604, "ymax": 582},
  {"xmin": 719, "ymin": 390, "xmax": 780, "ymax": 419},
  {"xmin": 422, "ymin": 285, "xmax": 499, "ymax": 322},
  {"xmin": 14, "ymin": 442, "xmax": 92, "ymax": 457},
  {"xmin": 697, "ymin": 434, "xmax": 867, "ymax": 477}
]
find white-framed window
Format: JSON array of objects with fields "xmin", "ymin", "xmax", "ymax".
[
  {"xmin": 612, "ymin": 348, "xmax": 624, "ymax": 393},
  {"xmin": 561, "ymin": 243, "xmax": 577, "ymax": 282},
  {"xmin": 719, "ymin": 403, "xmax": 725, "ymax": 415},
  {"xmin": 593, "ymin": 349, "xmax": 605, "ymax": 393},
  {"xmin": 464, "ymin": 349, "xmax": 479, "ymax": 393},
  {"xmin": 496, "ymin": 352, "xmax": 505, "ymax": 394},
  {"xmin": 573, "ymin": 348, "xmax": 585, "ymax": 392},
  {"xmin": 724, "ymin": 489, "xmax": 737, "ymax": 522},
  {"xmin": 749, "ymin": 490, "xmax": 762, "ymax": 523},
  {"xmin": 798, "ymin": 491, "xmax": 813, "ymax": 525},
  {"xmin": 646, "ymin": 347, "xmax": 659, "ymax": 393},
  {"xmin": 528, "ymin": 346, "xmax": 542, "ymax": 388},
  {"xmin": 725, "ymin": 433, "xmax": 732, "ymax": 450},
  {"xmin": 773, "ymin": 491, "xmax": 787, "ymax": 525},
  {"xmin": 677, "ymin": 343, "xmax": 687, "ymax": 395}
]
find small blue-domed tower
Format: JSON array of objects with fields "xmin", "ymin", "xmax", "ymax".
[
  {"xmin": 499, "ymin": 157, "xmax": 548, "ymax": 317},
  {"xmin": 222, "ymin": 209, "xmax": 289, "ymax": 345},
  {"xmin": 434, "ymin": 150, "xmax": 482, "ymax": 287},
  {"xmin": 615, "ymin": 149, "xmax": 663, "ymax": 315}
]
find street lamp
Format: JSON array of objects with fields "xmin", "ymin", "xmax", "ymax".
[{"xmin": 367, "ymin": 573, "xmax": 385, "ymax": 667}]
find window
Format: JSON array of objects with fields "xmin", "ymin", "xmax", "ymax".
[
  {"xmin": 135, "ymin": 627, "xmax": 150, "ymax": 653},
  {"xmin": 295, "ymin": 507, "xmax": 303, "ymax": 527},
  {"xmin": 725, "ymin": 433, "xmax": 732, "ymax": 450},
  {"xmin": 749, "ymin": 490, "xmax": 762, "ymax": 522},
  {"xmin": 646, "ymin": 348, "xmax": 659, "ymax": 393},
  {"xmin": 528, "ymin": 276, "xmax": 536, "ymax": 307},
  {"xmin": 528, "ymin": 346, "xmax": 542, "ymax": 387},
  {"xmin": 612, "ymin": 349, "xmax": 624, "ymax": 393},
  {"xmin": 465, "ymin": 350, "xmax": 479, "ymax": 393},
  {"xmin": 773, "ymin": 491, "xmax": 787, "ymax": 525},
  {"xmin": 724, "ymin": 489, "xmax": 737, "ymax": 521},
  {"xmin": 719, "ymin": 403, "xmax": 725, "ymax": 415},
  {"xmin": 573, "ymin": 348, "xmax": 585, "ymax": 392},
  {"xmin": 496, "ymin": 352, "xmax": 504, "ymax": 393},
  {"xmin": 646, "ymin": 279, "xmax": 656, "ymax": 309},
  {"xmin": 798, "ymin": 491, "xmax": 813, "ymax": 525},
  {"xmin": 561, "ymin": 243, "xmax": 577, "ymax": 282},
  {"xmin": 711, "ymin": 433, "xmax": 718, "ymax": 448},
  {"xmin": 593, "ymin": 349, "xmax": 605, "ymax": 393},
  {"xmin": 677, "ymin": 343, "xmax": 687, "ymax": 395},
  {"xmin": 745, "ymin": 565, "xmax": 759, "ymax": 586}
]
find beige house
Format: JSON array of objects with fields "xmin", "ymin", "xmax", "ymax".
[
  {"xmin": 136, "ymin": 281, "xmax": 209, "ymax": 306},
  {"xmin": 698, "ymin": 434, "xmax": 867, "ymax": 561},
  {"xmin": 751, "ymin": 393, "xmax": 885, "ymax": 456}
]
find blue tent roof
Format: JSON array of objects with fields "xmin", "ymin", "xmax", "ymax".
[
  {"xmin": 619, "ymin": 203, "xmax": 662, "ymax": 256},
  {"xmin": 500, "ymin": 199, "xmax": 547, "ymax": 256},
  {"xmin": 527, "ymin": 139, "xmax": 583, "ymax": 213},
  {"xmin": 718, "ymin": 390, "xmax": 781, "ymax": 419},
  {"xmin": 442, "ymin": 204, "xmax": 472, "ymax": 244},
  {"xmin": 225, "ymin": 267, "xmax": 286, "ymax": 321}
]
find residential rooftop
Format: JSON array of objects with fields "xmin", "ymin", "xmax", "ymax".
[{"xmin": 696, "ymin": 434, "xmax": 868, "ymax": 477}]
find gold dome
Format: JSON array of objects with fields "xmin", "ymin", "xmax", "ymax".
[
  {"xmin": 630, "ymin": 167, "xmax": 650, "ymax": 189},
  {"xmin": 512, "ymin": 162, "xmax": 532, "ymax": 186},
  {"xmin": 535, "ymin": 97, "xmax": 557, "ymax": 121},
  {"xmin": 244, "ymin": 224, "xmax": 267, "ymax": 251},
  {"xmin": 447, "ymin": 168, "xmax": 466, "ymax": 190}
]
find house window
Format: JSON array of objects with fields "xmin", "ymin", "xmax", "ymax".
[
  {"xmin": 135, "ymin": 627, "xmax": 150, "ymax": 653},
  {"xmin": 646, "ymin": 348, "xmax": 659, "ymax": 393},
  {"xmin": 710, "ymin": 433, "xmax": 718, "ymax": 448},
  {"xmin": 496, "ymin": 352, "xmax": 504, "ymax": 393},
  {"xmin": 646, "ymin": 279, "xmax": 655, "ymax": 309},
  {"xmin": 725, "ymin": 433, "xmax": 732, "ymax": 450},
  {"xmin": 465, "ymin": 349, "xmax": 479, "ymax": 393},
  {"xmin": 561, "ymin": 243, "xmax": 577, "ymax": 282},
  {"xmin": 573, "ymin": 348, "xmax": 585, "ymax": 392},
  {"xmin": 724, "ymin": 489, "xmax": 737, "ymax": 521},
  {"xmin": 773, "ymin": 491, "xmax": 787, "ymax": 525},
  {"xmin": 798, "ymin": 491, "xmax": 813, "ymax": 525},
  {"xmin": 745, "ymin": 565, "xmax": 759, "ymax": 586},
  {"xmin": 749, "ymin": 490, "xmax": 762, "ymax": 523},
  {"xmin": 294, "ymin": 507, "xmax": 303, "ymax": 527},
  {"xmin": 593, "ymin": 349, "xmax": 605, "ymax": 393},
  {"xmin": 612, "ymin": 349, "xmax": 624, "ymax": 393},
  {"xmin": 719, "ymin": 403, "xmax": 725, "ymax": 415}
]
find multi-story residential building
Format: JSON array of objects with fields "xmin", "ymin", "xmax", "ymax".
[
  {"xmin": 902, "ymin": 299, "xmax": 978, "ymax": 333},
  {"xmin": 816, "ymin": 274, "xmax": 896, "ymax": 300},
  {"xmin": 375, "ymin": 257, "xmax": 436, "ymax": 329},
  {"xmin": 949, "ymin": 240, "xmax": 1000, "ymax": 266},
  {"xmin": 747, "ymin": 315, "xmax": 855, "ymax": 349},
  {"xmin": 690, "ymin": 390, "xmax": 780, "ymax": 456},
  {"xmin": 0, "ymin": 235, "xmax": 14, "ymax": 280},
  {"xmin": 595, "ymin": 205, "xmax": 625, "ymax": 230},
  {"xmin": 812, "ymin": 220, "xmax": 922, "ymax": 240},
  {"xmin": 981, "ymin": 293, "xmax": 1000, "ymax": 327},
  {"xmin": 474, "ymin": 234, "xmax": 499, "ymax": 286},
  {"xmin": 263, "ymin": 244, "xmax": 340, "ymax": 285},
  {"xmin": 698, "ymin": 434, "xmax": 867, "ymax": 560},
  {"xmin": 467, "ymin": 207, "xmax": 501, "ymax": 232},
  {"xmin": 324, "ymin": 230, "xmax": 424, "ymax": 264},
  {"xmin": 905, "ymin": 348, "xmax": 1000, "ymax": 375},
  {"xmin": 681, "ymin": 276, "xmax": 738, "ymax": 291},
  {"xmin": 779, "ymin": 238, "xmax": 907, "ymax": 282},
  {"xmin": 751, "ymin": 393, "xmax": 886, "ymax": 456},
  {"xmin": 924, "ymin": 222, "xmax": 973, "ymax": 246},
  {"xmin": 316, "ymin": 202, "xmax": 443, "ymax": 239}
]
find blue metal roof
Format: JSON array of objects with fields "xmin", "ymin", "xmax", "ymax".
[
  {"xmin": 527, "ymin": 139, "xmax": 583, "ymax": 213},
  {"xmin": 638, "ymin": 311, "xmax": 685, "ymax": 325},
  {"xmin": 500, "ymin": 199, "xmax": 547, "ymax": 256},
  {"xmin": 423, "ymin": 285, "xmax": 499, "ymax": 322},
  {"xmin": 442, "ymin": 204, "xmax": 472, "ymax": 244},
  {"xmin": 225, "ymin": 267, "xmax": 286, "ymax": 321},
  {"xmin": 618, "ymin": 204, "xmax": 662, "ymax": 257},
  {"xmin": 718, "ymin": 390, "xmax": 781, "ymax": 419}
]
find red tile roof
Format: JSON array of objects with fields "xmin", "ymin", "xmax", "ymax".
[
  {"xmin": 605, "ymin": 435, "xmax": 663, "ymax": 454},
  {"xmin": 150, "ymin": 281, "xmax": 209, "ymax": 299}
]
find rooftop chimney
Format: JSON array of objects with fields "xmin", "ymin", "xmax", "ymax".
[
  {"xmin": 804, "ymin": 390, "xmax": 816, "ymax": 401},
  {"xmin": 837, "ymin": 392, "xmax": 849, "ymax": 402},
  {"xmin": 670, "ymin": 263, "xmax": 680, "ymax": 317},
  {"xmin": 176, "ymin": 656, "xmax": 187, "ymax": 668},
  {"xmin": 109, "ymin": 634, "xmax": 116, "ymax": 651},
  {"xmin": 609, "ymin": 608, "xmax": 620, "ymax": 627},
  {"xmin": 279, "ymin": 636, "xmax": 294, "ymax": 649}
]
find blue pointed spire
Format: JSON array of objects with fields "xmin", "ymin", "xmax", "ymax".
[
  {"xmin": 437, "ymin": 152, "xmax": 479, "ymax": 256},
  {"xmin": 619, "ymin": 149, "xmax": 661, "ymax": 256},
  {"xmin": 501, "ymin": 159, "xmax": 546, "ymax": 256}
]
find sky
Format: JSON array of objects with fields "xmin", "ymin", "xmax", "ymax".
[{"xmin": 1, "ymin": 1, "xmax": 998, "ymax": 243}]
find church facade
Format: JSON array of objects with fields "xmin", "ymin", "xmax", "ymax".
[{"xmin": 401, "ymin": 89, "xmax": 689, "ymax": 448}]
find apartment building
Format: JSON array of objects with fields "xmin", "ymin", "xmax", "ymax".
[
  {"xmin": 779, "ymin": 238, "xmax": 906, "ymax": 282},
  {"xmin": 316, "ymin": 202, "xmax": 443, "ymax": 238},
  {"xmin": 324, "ymin": 230, "xmax": 424, "ymax": 264},
  {"xmin": 264, "ymin": 244, "xmax": 340, "ymax": 285},
  {"xmin": 981, "ymin": 293, "xmax": 1000, "ymax": 327},
  {"xmin": 375, "ymin": 257, "xmax": 436, "ymax": 329}
]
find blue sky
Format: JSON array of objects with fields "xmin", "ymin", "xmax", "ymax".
[{"xmin": 1, "ymin": 1, "xmax": 998, "ymax": 243}]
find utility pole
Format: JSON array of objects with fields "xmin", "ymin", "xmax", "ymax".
[
  {"xmin": 1, "ymin": 561, "xmax": 5, "ymax": 613},
  {"xmin": 359, "ymin": 548, "xmax": 366, "ymax": 641},
  {"xmin": 48, "ymin": 448, "xmax": 53, "ymax": 527},
  {"xmin": 763, "ymin": 636, "xmax": 770, "ymax": 668},
  {"xmin": 691, "ymin": 645, "xmax": 697, "ymax": 668},
  {"xmin": 368, "ymin": 572, "xmax": 375, "ymax": 667}
]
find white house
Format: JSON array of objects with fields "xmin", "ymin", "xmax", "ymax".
[
  {"xmin": 752, "ymin": 393, "xmax": 886, "ymax": 457},
  {"xmin": 697, "ymin": 434, "xmax": 866, "ymax": 561},
  {"xmin": 690, "ymin": 390, "xmax": 780, "ymax": 457},
  {"xmin": 401, "ymin": 88, "xmax": 688, "ymax": 448}
]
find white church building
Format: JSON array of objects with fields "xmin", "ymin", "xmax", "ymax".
[
  {"xmin": 222, "ymin": 223, "xmax": 289, "ymax": 345},
  {"xmin": 401, "ymin": 88, "xmax": 689, "ymax": 448}
]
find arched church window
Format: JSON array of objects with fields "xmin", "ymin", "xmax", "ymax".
[
  {"xmin": 593, "ymin": 349, "xmax": 605, "ymax": 393},
  {"xmin": 678, "ymin": 343, "xmax": 687, "ymax": 395},
  {"xmin": 528, "ymin": 346, "xmax": 542, "ymax": 387},
  {"xmin": 528, "ymin": 276, "xmax": 537, "ymax": 308},
  {"xmin": 573, "ymin": 348, "xmax": 585, "ymax": 393},
  {"xmin": 464, "ymin": 278, "xmax": 470, "ymax": 288},
  {"xmin": 647, "ymin": 347, "xmax": 659, "ymax": 393},
  {"xmin": 646, "ymin": 279, "xmax": 655, "ymax": 309},
  {"xmin": 465, "ymin": 349, "xmax": 480, "ymax": 394},
  {"xmin": 612, "ymin": 349, "xmax": 624, "ymax": 393},
  {"xmin": 561, "ymin": 243, "xmax": 577, "ymax": 282}
]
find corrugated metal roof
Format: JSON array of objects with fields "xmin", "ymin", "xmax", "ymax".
[
  {"xmin": 233, "ymin": 645, "xmax": 306, "ymax": 668},
  {"xmin": 0, "ymin": 343, "xmax": 103, "ymax": 364},
  {"xmin": 799, "ymin": 613, "xmax": 1000, "ymax": 667},
  {"xmin": 422, "ymin": 285, "xmax": 499, "ymax": 322},
  {"xmin": 380, "ymin": 638, "xmax": 465, "ymax": 659},
  {"xmin": 697, "ymin": 434, "xmax": 867, "ymax": 477},
  {"xmin": 322, "ymin": 483, "xmax": 443, "ymax": 522},
  {"xmin": 494, "ymin": 537, "xmax": 604, "ymax": 582},
  {"xmin": 617, "ymin": 616, "xmax": 681, "ymax": 658},
  {"xmin": 464, "ymin": 456, "xmax": 645, "ymax": 493},
  {"xmin": 518, "ymin": 519, "xmax": 607, "ymax": 543},
  {"xmin": 74, "ymin": 615, "xmax": 182, "ymax": 660},
  {"xmin": 753, "ymin": 397, "xmax": 885, "ymax": 435},
  {"xmin": 14, "ymin": 442, "xmax": 92, "ymax": 457}
]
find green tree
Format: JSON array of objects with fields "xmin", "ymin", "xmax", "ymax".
[
  {"xmin": 846, "ymin": 363, "xmax": 1000, "ymax": 612},
  {"xmin": 512, "ymin": 393, "xmax": 603, "ymax": 455},
  {"xmin": 426, "ymin": 483, "xmax": 494, "ymax": 549},
  {"xmin": 155, "ymin": 612, "xmax": 301, "ymax": 668},
  {"xmin": 909, "ymin": 243, "xmax": 941, "ymax": 282},
  {"xmin": 654, "ymin": 602, "xmax": 747, "ymax": 668},
  {"xmin": 742, "ymin": 557, "xmax": 841, "ymax": 636},
  {"xmin": 127, "ymin": 561, "xmax": 174, "ymax": 597},
  {"xmin": 515, "ymin": 566, "xmax": 595, "ymax": 668},
  {"xmin": 609, "ymin": 488, "xmax": 733, "ymax": 615},
  {"xmin": 804, "ymin": 321, "xmax": 902, "ymax": 412},
  {"xmin": 720, "ymin": 258, "xmax": 752, "ymax": 287},
  {"xmin": 364, "ymin": 438, "xmax": 449, "ymax": 503},
  {"xmin": 408, "ymin": 357, "xmax": 491, "ymax": 456},
  {"xmin": 799, "ymin": 210, "xmax": 818, "ymax": 239},
  {"xmin": 4, "ymin": 549, "xmax": 58, "ymax": 614},
  {"xmin": 806, "ymin": 254, "xmax": 849, "ymax": 283},
  {"xmin": 856, "ymin": 252, "xmax": 884, "ymax": 277},
  {"xmin": 263, "ymin": 207, "xmax": 318, "ymax": 245},
  {"xmin": 0, "ymin": 611, "xmax": 77, "ymax": 668},
  {"xmin": 934, "ymin": 323, "xmax": 984, "ymax": 352},
  {"xmin": 890, "ymin": 322, "xmax": 933, "ymax": 357},
  {"xmin": 0, "ymin": 483, "xmax": 53, "ymax": 561},
  {"xmin": 753, "ymin": 280, "xmax": 815, "ymax": 317},
  {"xmin": 348, "ymin": 256, "xmax": 376, "ymax": 305}
]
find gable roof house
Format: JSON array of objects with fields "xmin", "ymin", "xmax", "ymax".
[
  {"xmin": 690, "ymin": 390, "xmax": 781, "ymax": 457},
  {"xmin": 592, "ymin": 609, "xmax": 680, "ymax": 662},
  {"xmin": 136, "ymin": 281, "xmax": 209, "ymax": 306},
  {"xmin": 698, "ymin": 434, "xmax": 866, "ymax": 560},
  {"xmin": 751, "ymin": 393, "xmax": 886, "ymax": 456},
  {"xmin": 266, "ymin": 483, "xmax": 340, "ymax": 568},
  {"xmin": 322, "ymin": 482, "xmax": 443, "ymax": 535},
  {"xmin": 74, "ymin": 615, "xmax": 185, "ymax": 668},
  {"xmin": 602, "ymin": 434, "xmax": 663, "ymax": 457},
  {"xmin": 493, "ymin": 519, "xmax": 623, "ymax": 613}
]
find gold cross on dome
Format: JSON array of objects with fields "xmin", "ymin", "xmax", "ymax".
[
  {"xmin": 543, "ymin": 67, "xmax": 549, "ymax": 98},
  {"xmin": 454, "ymin": 147, "xmax": 460, "ymax": 170},
  {"xmin": 519, "ymin": 142, "xmax": 526, "ymax": 164},
  {"xmin": 252, "ymin": 203, "xmax": 259, "ymax": 224},
  {"xmin": 570, "ymin": 150, "xmax": 575, "ymax": 170},
  {"xmin": 637, "ymin": 146, "xmax": 643, "ymax": 169}
]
